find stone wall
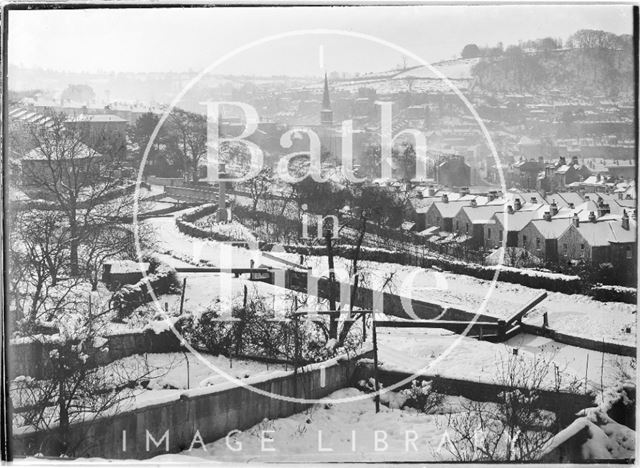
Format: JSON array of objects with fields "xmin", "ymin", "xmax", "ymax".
[{"xmin": 12, "ymin": 349, "xmax": 372, "ymax": 459}]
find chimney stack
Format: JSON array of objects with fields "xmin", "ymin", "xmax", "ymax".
[
  {"xmin": 568, "ymin": 202, "xmax": 575, "ymax": 209},
  {"xmin": 588, "ymin": 211, "xmax": 597, "ymax": 223},
  {"xmin": 597, "ymin": 202, "xmax": 610, "ymax": 218},
  {"xmin": 531, "ymin": 196, "xmax": 538, "ymax": 204},
  {"xmin": 550, "ymin": 200, "xmax": 558, "ymax": 216},
  {"xmin": 572, "ymin": 213, "xmax": 580, "ymax": 227},
  {"xmin": 507, "ymin": 205, "xmax": 514, "ymax": 215},
  {"xmin": 470, "ymin": 199, "xmax": 477, "ymax": 208},
  {"xmin": 544, "ymin": 211, "xmax": 552, "ymax": 222},
  {"xmin": 622, "ymin": 210, "xmax": 630, "ymax": 230},
  {"xmin": 514, "ymin": 198, "xmax": 522, "ymax": 211},
  {"xmin": 571, "ymin": 155, "xmax": 579, "ymax": 166},
  {"xmin": 442, "ymin": 193, "xmax": 449, "ymax": 203}
]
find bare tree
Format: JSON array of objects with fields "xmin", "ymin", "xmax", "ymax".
[
  {"xmin": 166, "ymin": 108, "xmax": 206, "ymax": 183},
  {"xmin": 23, "ymin": 111, "xmax": 136, "ymax": 277},
  {"xmin": 247, "ymin": 167, "xmax": 273, "ymax": 212},
  {"xmin": 442, "ymin": 351, "xmax": 577, "ymax": 462},
  {"xmin": 10, "ymin": 296, "xmax": 164, "ymax": 456}
]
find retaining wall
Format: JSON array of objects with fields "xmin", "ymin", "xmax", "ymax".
[{"xmin": 12, "ymin": 349, "xmax": 372, "ymax": 459}]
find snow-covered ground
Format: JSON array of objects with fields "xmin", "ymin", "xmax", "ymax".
[
  {"xmin": 183, "ymin": 387, "xmax": 459, "ymax": 463},
  {"xmin": 272, "ymin": 253, "xmax": 636, "ymax": 345},
  {"xmin": 377, "ymin": 328, "xmax": 631, "ymax": 393},
  {"xmin": 120, "ymin": 352, "xmax": 289, "ymax": 409},
  {"xmin": 138, "ymin": 211, "xmax": 636, "ymax": 394},
  {"xmin": 145, "ymin": 210, "xmax": 634, "ymax": 348}
]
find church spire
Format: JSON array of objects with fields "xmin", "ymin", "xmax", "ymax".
[
  {"xmin": 322, "ymin": 72, "xmax": 331, "ymax": 110},
  {"xmin": 320, "ymin": 72, "xmax": 333, "ymax": 126}
]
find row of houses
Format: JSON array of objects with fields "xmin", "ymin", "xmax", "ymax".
[
  {"xmin": 511, "ymin": 154, "xmax": 635, "ymax": 193},
  {"xmin": 411, "ymin": 187, "xmax": 636, "ymax": 270}
]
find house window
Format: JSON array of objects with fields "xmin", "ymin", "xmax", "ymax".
[
  {"xmin": 581, "ymin": 244, "xmax": 585, "ymax": 250},
  {"xmin": 488, "ymin": 228, "xmax": 491, "ymax": 239},
  {"xmin": 466, "ymin": 223, "xmax": 469, "ymax": 233},
  {"xmin": 536, "ymin": 238, "xmax": 540, "ymax": 249},
  {"xmin": 563, "ymin": 243, "xmax": 568, "ymax": 252},
  {"xmin": 456, "ymin": 220, "xmax": 459, "ymax": 230},
  {"xmin": 498, "ymin": 230, "xmax": 503, "ymax": 241},
  {"xmin": 522, "ymin": 235, "xmax": 527, "ymax": 246},
  {"xmin": 627, "ymin": 247, "xmax": 632, "ymax": 259}
]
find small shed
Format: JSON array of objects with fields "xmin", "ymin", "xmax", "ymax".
[{"xmin": 103, "ymin": 260, "xmax": 150, "ymax": 290}]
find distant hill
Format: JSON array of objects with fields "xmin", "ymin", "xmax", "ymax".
[{"xmin": 470, "ymin": 30, "xmax": 633, "ymax": 99}]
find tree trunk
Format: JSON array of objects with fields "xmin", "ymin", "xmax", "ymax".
[
  {"xmin": 69, "ymin": 205, "xmax": 79, "ymax": 277},
  {"xmin": 325, "ymin": 232, "xmax": 338, "ymax": 340},
  {"xmin": 58, "ymin": 379, "xmax": 69, "ymax": 454}
]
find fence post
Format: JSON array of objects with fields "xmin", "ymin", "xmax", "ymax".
[{"xmin": 372, "ymin": 317, "xmax": 380, "ymax": 414}]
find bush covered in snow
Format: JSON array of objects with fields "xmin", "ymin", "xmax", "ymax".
[
  {"xmin": 176, "ymin": 295, "xmax": 363, "ymax": 364},
  {"xmin": 589, "ymin": 284, "xmax": 636, "ymax": 304},
  {"xmin": 111, "ymin": 255, "xmax": 181, "ymax": 321}
]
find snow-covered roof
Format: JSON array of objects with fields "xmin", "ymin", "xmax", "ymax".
[
  {"xmin": 460, "ymin": 204, "xmax": 504, "ymax": 224},
  {"xmin": 66, "ymin": 114, "xmax": 127, "ymax": 123},
  {"xmin": 107, "ymin": 260, "xmax": 150, "ymax": 275},
  {"xmin": 494, "ymin": 210, "xmax": 541, "ymax": 232},
  {"xmin": 529, "ymin": 217, "xmax": 573, "ymax": 239}
]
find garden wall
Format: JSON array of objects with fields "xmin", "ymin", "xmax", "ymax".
[
  {"xmin": 520, "ymin": 323, "xmax": 636, "ymax": 357},
  {"xmin": 12, "ymin": 348, "xmax": 373, "ymax": 459},
  {"xmin": 284, "ymin": 269, "xmax": 496, "ymax": 323},
  {"xmin": 8, "ymin": 329, "xmax": 182, "ymax": 380},
  {"xmin": 366, "ymin": 367, "xmax": 595, "ymax": 426}
]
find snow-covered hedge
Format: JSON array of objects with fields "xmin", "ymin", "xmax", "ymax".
[
  {"xmin": 111, "ymin": 255, "xmax": 181, "ymax": 320},
  {"xmin": 589, "ymin": 285, "xmax": 636, "ymax": 304},
  {"xmin": 175, "ymin": 203, "xmax": 243, "ymax": 243},
  {"xmin": 277, "ymin": 244, "xmax": 585, "ymax": 294}
]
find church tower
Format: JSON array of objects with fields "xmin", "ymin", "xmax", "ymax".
[{"xmin": 320, "ymin": 72, "xmax": 333, "ymax": 126}]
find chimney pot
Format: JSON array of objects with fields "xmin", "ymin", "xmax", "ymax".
[
  {"xmin": 572, "ymin": 213, "xmax": 580, "ymax": 227},
  {"xmin": 589, "ymin": 211, "xmax": 597, "ymax": 223},
  {"xmin": 507, "ymin": 205, "xmax": 514, "ymax": 214},
  {"xmin": 544, "ymin": 211, "xmax": 551, "ymax": 221},
  {"xmin": 622, "ymin": 210, "xmax": 630, "ymax": 230},
  {"xmin": 514, "ymin": 198, "xmax": 522, "ymax": 210}
]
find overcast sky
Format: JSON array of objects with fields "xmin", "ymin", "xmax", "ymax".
[{"xmin": 8, "ymin": 5, "xmax": 634, "ymax": 75}]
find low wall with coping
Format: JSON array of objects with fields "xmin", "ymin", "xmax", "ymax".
[
  {"xmin": 12, "ymin": 348, "xmax": 373, "ymax": 459},
  {"xmin": 8, "ymin": 329, "xmax": 182, "ymax": 380},
  {"xmin": 520, "ymin": 323, "xmax": 636, "ymax": 357},
  {"xmin": 362, "ymin": 366, "xmax": 595, "ymax": 427}
]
